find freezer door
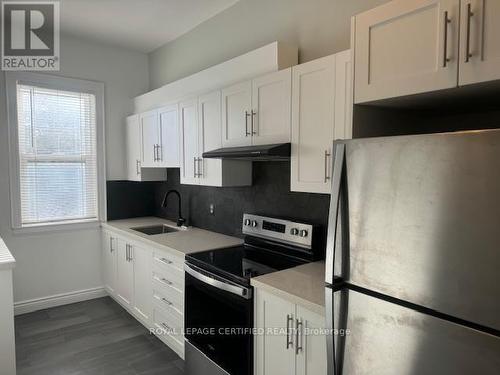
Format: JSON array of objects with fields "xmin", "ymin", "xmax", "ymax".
[
  {"xmin": 326, "ymin": 287, "xmax": 500, "ymax": 375},
  {"xmin": 327, "ymin": 130, "xmax": 500, "ymax": 330}
]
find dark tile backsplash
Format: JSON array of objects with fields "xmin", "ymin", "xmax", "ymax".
[{"xmin": 107, "ymin": 162, "xmax": 331, "ymax": 240}]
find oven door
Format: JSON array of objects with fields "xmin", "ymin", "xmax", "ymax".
[{"xmin": 185, "ymin": 262, "xmax": 253, "ymax": 375}]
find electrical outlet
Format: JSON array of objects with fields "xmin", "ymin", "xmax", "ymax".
[{"xmin": 209, "ymin": 204, "xmax": 215, "ymax": 215}]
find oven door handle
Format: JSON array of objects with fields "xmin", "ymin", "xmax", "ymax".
[{"xmin": 185, "ymin": 263, "xmax": 253, "ymax": 300}]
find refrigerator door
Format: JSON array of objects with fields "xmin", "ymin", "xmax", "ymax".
[
  {"xmin": 326, "ymin": 130, "xmax": 500, "ymax": 331},
  {"xmin": 326, "ymin": 287, "xmax": 500, "ymax": 375}
]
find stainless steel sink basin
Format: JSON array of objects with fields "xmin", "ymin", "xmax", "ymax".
[{"xmin": 131, "ymin": 224, "xmax": 180, "ymax": 235}]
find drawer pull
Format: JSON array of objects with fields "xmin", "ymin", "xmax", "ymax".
[
  {"xmin": 158, "ymin": 257, "xmax": 173, "ymax": 265},
  {"xmin": 154, "ymin": 275, "xmax": 173, "ymax": 286},
  {"xmin": 161, "ymin": 322, "xmax": 171, "ymax": 330},
  {"xmin": 162, "ymin": 298, "xmax": 173, "ymax": 306}
]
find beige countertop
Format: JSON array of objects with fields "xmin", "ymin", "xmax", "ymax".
[
  {"xmin": 251, "ymin": 261, "xmax": 326, "ymax": 316},
  {"xmin": 0, "ymin": 236, "xmax": 16, "ymax": 271},
  {"xmin": 102, "ymin": 217, "xmax": 243, "ymax": 257}
]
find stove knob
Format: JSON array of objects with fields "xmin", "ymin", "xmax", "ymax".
[
  {"xmin": 251, "ymin": 220, "xmax": 258, "ymax": 228},
  {"xmin": 299, "ymin": 229, "xmax": 308, "ymax": 238},
  {"xmin": 244, "ymin": 219, "xmax": 251, "ymax": 226},
  {"xmin": 290, "ymin": 228, "xmax": 299, "ymax": 236}
]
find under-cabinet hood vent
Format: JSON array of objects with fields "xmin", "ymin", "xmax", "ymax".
[{"xmin": 202, "ymin": 143, "xmax": 291, "ymax": 161}]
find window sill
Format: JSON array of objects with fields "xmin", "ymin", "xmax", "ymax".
[{"xmin": 12, "ymin": 220, "xmax": 101, "ymax": 235}]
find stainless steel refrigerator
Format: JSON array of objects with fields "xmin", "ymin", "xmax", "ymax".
[{"xmin": 324, "ymin": 130, "xmax": 500, "ymax": 375}]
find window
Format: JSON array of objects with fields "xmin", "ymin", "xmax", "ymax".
[{"xmin": 6, "ymin": 72, "xmax": 105, "ymax": 230}]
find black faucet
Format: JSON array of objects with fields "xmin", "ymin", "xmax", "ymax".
[{"xmin": 161, "ymin": 190, "xmax": 186, "ymax": 227}]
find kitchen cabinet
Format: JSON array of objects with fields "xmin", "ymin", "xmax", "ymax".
[
  {"xmin": 222, "ymin": 69, "xmax": 292, "ymax": 147},
  {"xmin": 140, "ymin": 107, "xmax": 180, "ymax": 168},
  {"xmin": 125, "ymin": 115, "xmax": 166, "ymax": 182},
  {"xmin": 459, "ymin": 0, "xmax": 500, "ymax": 86},
  {"xmin": 291, "ymin": 52, "xmax": 352, "ymax": 194},
  {"xmin": 115, "ymin": 238, "xmax": 134, "ymax": 307},
  {"xmin": 102, "ymin": 231, "xmax": 117, "ymax": 295},
  {"xmin": 132, "ymin": 245, "xmax": 152, "ymax": 324},
  {"xmin": 354, "ymin": 0, "xmax": 460, "ymax": 103},
  {"xmin": 180, "ymin": 93, "xmax": 252, "ymax": 187},
  {"xmin": 254, "ymin": 289, "xmax": 326, "ymax": 375}
]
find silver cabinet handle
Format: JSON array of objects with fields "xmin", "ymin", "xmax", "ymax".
[
  {"xmin": 109, "ymin": 237, "xmax": 114, "ymax": 253},
  {"xmin": 153, "ymin": 274, "xmax": 173, "ymax": 286},
  {"xmin": 158, "ymin": 144, "xmax": 163, "ymax": 162},
  {"xmin": 128, "ymin": 245, "xmax": 133, "ymax": 261},
  {"xmin": 158, "ymin": 257, "xmax": 173, "ymax": 265},
  {"xmin": 245, "ymin": 111, "xmax": 251, "ymax": 136},
  {"xmin": 161, "ymin": 297, "xmax": 173, "ymax": 306},
  {"xmin": 197, "ymin": 158, "xmax": 204, "ymax": 178},
  {"xmin": 295, "ymin": 318, "xmax": 303, "ymax": 355},
  {"xmin": 193, "ymin": 157, "xmax": 197, "ymax": 178},
  {"xmin": 465, "ymin": 3, "xmax": 474, "ymax": 63},
  {"xmin": 286, "ymin": 314, "xmax": 294, "ymax": 349},
  {"xmin": 136, "ymin": 159, "xmax": 140, "ymax": 175},
  {"xmin": 153, "ymin": 145, "xmax": 157, "ymax": 162},
  {"xmin": 125, "ymin": 244, "xmax": 129, "ymax": 261},
  {"xmin": 251, "ymin": 110, "xmax": 257, "ymax": 135},
  {"xmin": 324, "ymin": 150, "xmax": 331, "ymax": 183},
  {"xmin": 161, "ymin": 322, "xmax": 170, "ymax": 330},
  {"xmin": 443, "ymin": 11, "xmax": 451, "ymax": 67}
]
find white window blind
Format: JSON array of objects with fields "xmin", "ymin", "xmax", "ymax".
[{"xmin": 16, "ymin": 84, "xmax": 99, "ymax": 226}]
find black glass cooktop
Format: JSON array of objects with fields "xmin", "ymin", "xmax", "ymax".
[{"xmin": 186, "ymin": 243, "xmax": 308, "ymax": 286}]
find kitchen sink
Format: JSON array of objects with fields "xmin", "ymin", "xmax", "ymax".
[{"xmin": 131, "ymin": 224, "xmax": 180, "ymax": 235}]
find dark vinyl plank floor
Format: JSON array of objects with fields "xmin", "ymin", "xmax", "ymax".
[{"xmin": 15, "ymin": 297, "xmax": 184, "ymax": 375}]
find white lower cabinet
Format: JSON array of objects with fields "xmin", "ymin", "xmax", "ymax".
[
  {"xmin": 254, "ymin": 289, "xmax": 326, "ymax": 375},
  {"xmin": 101, "ymin": 228, "xmax": 185, "ymax": 359}
]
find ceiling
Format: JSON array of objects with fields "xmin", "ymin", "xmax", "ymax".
[{"xmin": 59, "ymin": 0, "xmax": 240, "ymax": 53}]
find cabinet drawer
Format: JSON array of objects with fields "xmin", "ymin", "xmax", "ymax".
[
  {"xmin": 152, "ymin": 260, "xmax": 184, "ymax": 286},
  {"xmin": 153, "ymin": 287, "xmax": 184, "ymax": 319},
  {"xmin": 153, "ymin": 251, "xmax": 184, "ymax": 274},
  {"xmin": 152, "ymin": 269, "xmax": 184, "ymax": 293},
  {"xmin": 153, "ymin": 305, "xmax": 184, "ymax": 349}
]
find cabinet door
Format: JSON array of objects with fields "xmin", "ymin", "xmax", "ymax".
[
  {"xmin": 132, "ymin": 245, "xmax": 152, "ymax": 324},
  {"xmin": 116, "ymin": 238, "xmax": 134, "ymax": 307},
  {"xmin": 126, "ymin": 115, "xmax": 142, "ymax": 181},
  {"xmin": 255, "ymin": 290, "xmax": 296, "ymax": 375},
  {"xmin": 354, "ymin": 0, "xmax": 459, "ymax": 103},
  {"xmin": 179, "ymin": 98, "xmax": 199, "ymax": 185},
  {"xmin": 221, "ymin": 81, "xmax": 252, "ymax": 147},
  {"xmin": 296, "ymin": 306, "xmax": 327, "ymax": 375},
  {"xmin": 459, "ymin": 0, "xmax": 500, "ymax": 85},
  {"xmin": 102, "ymin": 232, "xmax": 117, "ymax": 295},
  {"xmin": 158, "ymin": 104, "xmax": 180, "ymax": 168},
  {"xmin": 198, "ymin": 90, "xmax": 223, "ymax": 186},
  {"xmin": 334, "ymin": 50, "xmax": 353, "ymax": 141},
  {"xmin": 291, "ymin": 55, "xmax": 336, "ymax": 194},
  {"xmin": 140, "ymin": 109, "xmax": 160, "ymax": 167},
  {"xmin": 251, "ymin": 69, "xmax": 292, "ymax": 145}
]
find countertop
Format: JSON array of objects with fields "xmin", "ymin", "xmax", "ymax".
[
  {"xmin": 251, "ymin": 261, "xmax": 326, "ymax": 316},
  {"xmin": 102, "ymin": 217, "xmax": 243, "ymax": 257},
  {"xmin": 0, "ymin": 236, "xmax": 16, "ymax": 271}
]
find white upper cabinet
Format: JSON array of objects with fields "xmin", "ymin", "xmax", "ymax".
[
  {"xmin": 222, "ymin": 69, "xmax": 292, "ymax": 147},
  {"xmin": 291, "ymin": 55, "xmax": 336, "ymax": 194},
  {"xmin": 179, "ymin": 98, "xmax": 199, "ymax": 185},
  {"xmin": 158, "ymin": 104, "xmax": 180, "ymax": 168},
  {"xmin": 251, "ymin": 68, "xmax": 292, "ymax": 145},
  {"xmin": 291, "ymin": 51, "xmax": 353, "ymax": 194},
  {"xmin": 140, "ymin": 109, "xmax": 160, "ymax": 167},
  {"xmin": 181, "ymin": 92, "xmax": 253, "ymax": 187},
  {"xmin": 125, "ymin": 114, "xmax": 166, "ymax": 182},
  {"xmin": 198, "ymin": 91, "xmax": 223, "ymax": 186},
  {"xmin": 354, "ymin": 0, "xmax": 460, "ymax": 103},
  {"xmin": 459, "ymin": 0, "xmax": 500, "ymax": 86},
  {"xmin": 222, "ymin": 81, "xmax": 253, "ymax": 147}
]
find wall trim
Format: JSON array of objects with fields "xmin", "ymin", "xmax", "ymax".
[{"xmin": 14, "ymin": 287, "xmax": 107, "ymax": 316}]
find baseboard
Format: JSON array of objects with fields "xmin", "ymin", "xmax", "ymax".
[{"xmin": 14, "ymin": 287, "xmax": 108, "ymax": 316}]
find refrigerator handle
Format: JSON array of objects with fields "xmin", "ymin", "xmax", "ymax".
[
  {"xmin": 326, "ymin": 287, "xmax": 348, "ymax": 375},
  {"xmin": 325, "ymin": 142, "xmax": 346, "ymax": 284}
]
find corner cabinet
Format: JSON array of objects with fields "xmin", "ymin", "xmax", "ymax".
[
  {"xmin": 222, "ymin": 69, "xmax": 292, "ymax": 147},
  {"xmin": 125, "ymin": 114, "xmax": 166, "ymax": 182},
  {"xmin": 291, "ymin": 51, "xmax": 353, "ymax": 194},
  {"xmin": 180, "ymin": 92, "xmax": 252, "ymax": 187},
  {"xmin": 254, "ymin": 289, "xmax": 327, "ymax": 375}
]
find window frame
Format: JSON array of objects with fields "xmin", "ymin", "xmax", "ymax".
[{"xmin": 6, "ymin": 72, "xmax": 107, "ymax": 232}]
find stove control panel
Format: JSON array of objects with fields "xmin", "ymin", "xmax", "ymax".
[{"xmin": 242, "ymin": 214, "xmax": 314, "ymax": 249}]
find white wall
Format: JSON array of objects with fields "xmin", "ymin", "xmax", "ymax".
[{"xmin": 0, "ymin": 34, "xmax": 149, "ymax": 306}]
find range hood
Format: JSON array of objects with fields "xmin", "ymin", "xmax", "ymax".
[{"xmin": 202, "ymin": 143, "xmax": 291, "ymax": 161}]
